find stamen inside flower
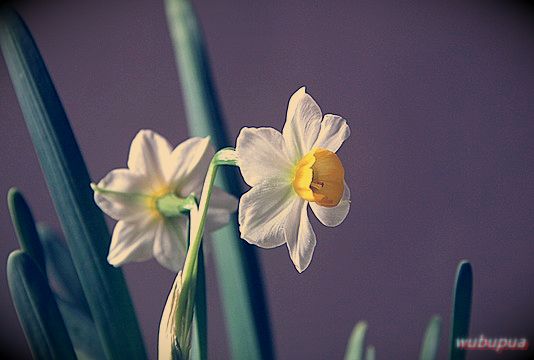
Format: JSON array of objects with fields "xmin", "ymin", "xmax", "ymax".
[{"xmin": 292, "ymin": 148, "xmax": 345, "ymax": 207}]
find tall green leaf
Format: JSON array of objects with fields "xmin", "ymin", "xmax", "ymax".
[
  {"xmin": 164, "ymin": 0, "xmax": 273, "ymax": 359},
  {"xmin": 56, "ymin": 298, "xmax": 106, "ymax": 360},
  {"xmin": 7, "ymin": 250, "xmax": 76, "ymax": 359},
  {"xmin": 37, "ymin": 223, "xmax": 89, "ymax": 314},
  {"xmin": 344, "ymin": 321, "xmax": 368, "ymax": 360},
  {"xmin": 419, "ymin": 315, "xmax": 441, "ymax": 360},
  {"xmin": 38, "ymin": 224, "xmax": 105, "ymax": 359},
  {"xmin": 449, "ymin": 261, "xmax": 473, "ymax": 360},
  {"xmin": 7, "ymin": 188, "xmax": 45, "ymax": 269},
  {"xmin": 0, "ymin": 8, "xmax": 146, "ymax": 359}
]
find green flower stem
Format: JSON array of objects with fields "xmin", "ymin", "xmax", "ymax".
[
  {"xmin": 181, "ymin": 148, "xmax": 237, "ymax": 295},
  {"xmin": 175, "ymin": 148, "xmax": 237, "ymax": 357},
  {"xmin": 191, "ymin": 243, "xmax": 207, "ymax": 360}
]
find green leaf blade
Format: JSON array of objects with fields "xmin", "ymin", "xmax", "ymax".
[
  {"xmin": 0, "ymin": 8, "xmax": 146, "ymax": 359},
  {"xmin": 449, "ymin": 261, "xmax": 473, "ymax": 360},
  {"xmin": 164, "ymin": 1, "xmax": 273, "ymax": 359},
  {"xmin": 7, "ymin": 250, "xmax": 76, "ymax": 360},
  {"xmin": 38, "ymin": 223, "xmax": 106, "ymax": 359},
  {"xmin": 344, "ymin": 321, "xmax": 368, "ymax": 360},
  {"xmin": 419, "ymin": 315, "xmax": 441, "ymax": 360},
  {"xmin": 365, "ymin": 346, "xmax": 375, "ymax": 360},
  {"xmin": 56, "ymin": 298, "xmax": 106, "ymax": 360},
  {"xmin": 37, "ymin": 223, "xmax": 89, "ymax": 314},
  {"xmin": 7, "ymin": 188, "xmax": 45, "ymax": 269}
]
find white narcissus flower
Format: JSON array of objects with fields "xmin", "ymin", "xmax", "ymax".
[
  {"xmin": 236, "ymin": 87, "xmax": 351, "ymax": 272},
  {"xmin": 93, "ymin": 130, "xmax": 238, "ymax": 272}
]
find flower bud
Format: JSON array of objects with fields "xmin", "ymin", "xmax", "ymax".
[{"xmin": 158, "ymin": 271, "xmax": 193, "ymax": 360}]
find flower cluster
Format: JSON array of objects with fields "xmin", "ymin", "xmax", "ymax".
[{"xmin": 92, "ymin": 87, "xmax": 350, "ymax": 273}]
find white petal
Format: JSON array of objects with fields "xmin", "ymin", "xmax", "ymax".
[
  {"xmin": 128, "ymin": 130, "xmax": 172, "ymax": 185},
  {"xmin": 164, "ymin": 137, "xmax": 212, "ymax": 195},
  {"xmin": 153, "ymin": 218, "xmax": 188, "ymax": 272},
  {"xmin": 107, "ymin": 220, "xmax": 156, "ymax": 267},
  {"xmin": 235, "ymin": 127, "xmax": 293, "ymax": 187},
  {"xmin": 94, "ymin": 169, "xmax": 152, "ymax": 221},
  {"xmin": 205, "ymin": 187, "xmax": 238, "ymax": 232},
  {"xmin": 285, "ymin": 200, "xmax": 317, "ymax": 273},
  {"xmin": 282, "ymin": 87, "xmax": 323, "ymax": 160},
  {"xmin": 313, "ymin": 114, "xmax": 351, "ymax": 153},
  {"xmin": 310, "ymin": 182, "xmax": 351, "ymax": 227},
  {"xmin": 158, "ymin": 271, "xmax": 182, "ymax": 360},
  {"xmin": 238, "ymin": 179, "xmax": 296, "ymax": 248}
]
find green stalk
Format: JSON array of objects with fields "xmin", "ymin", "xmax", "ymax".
[
  {"xmin": 7, "ymin": 250, "xmax": 76, "ymax": 359},
  {"xmin": 190, "ymin": 243, "xmax": 207, "ymax": 360},
  {"xmin": 181, "ymin": 149, "xmax": 237, "ymax": 288},
  {"xmin": 0, "ymin": 8, "xmax": 146, "ymax": 359},
  {"xmin": 448, "ymin": 261, "xmax": 473, "ymax": 360},
  {"xmin": 175, "ymin": 149, "xmax": 237, "ymax": 358},
  {"xmin": 155, "ymin": 195, "xmax": 206, "ymax": 360},
  {"xmin": 164, "ymin": 1, "xmax": 274, "ymax": 358}
]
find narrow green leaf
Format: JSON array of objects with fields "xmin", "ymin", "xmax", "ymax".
[
  {"xmin": 344, "ymin": 321, "xmax": 368, "ymax": 360},
  {"xmin": 164, "ymin": 0, "xmax": 273, "ymax": 359},
  {"xmin": 56, "ymin": 298, "xmax": 106, "ymax": 360},
  {"xmin": 7, "ymin": 250, "xmax": 76, "ymax": 359},
  {"xmin": 38, "ymin": 222, "xmax": 105, "ymax": 359},
  {"xmin": 365, "ymin": 346, "xmax": 375, "ymax": 360},
  {"xmin": 0, "ymin": 8, "xmax": 146, "ymax": 359},
  {"xmin": 37, "ymin": 223, "xmax": 89, "ymax": 313},
  {"xmin": 7, "ymin": 188, "xmax": 45, "ymax": 269},
  {"xmin": 419, "ymin": 315, "xmax": 441, "ymax": 360},
  {"xmin": 190, "ymin": 244, "xmax": 207, "ymax": 360},
  {"xmin": 449, "ymin": 261, "xmax": 473, "ymax": 360}
]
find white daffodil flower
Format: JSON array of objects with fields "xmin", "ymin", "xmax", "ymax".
[
  {"xmin": 236, "ymin": 87, "xmax": 351, "ymax": 272},
  {"xmin": 92, "ymin": 130, "xmax": 238, "ymax": 272}
]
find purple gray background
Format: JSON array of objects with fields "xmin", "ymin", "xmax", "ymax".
[{"xmin": 1, "ymin": 0, "xmax": 533, "ymax": 359}]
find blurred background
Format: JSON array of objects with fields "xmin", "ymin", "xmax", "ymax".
[{"xmin": 1, "ymin": 0, "xmax": 533, "ymax": 359}]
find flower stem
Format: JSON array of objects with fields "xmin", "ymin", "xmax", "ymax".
[
  {"xmin": 175, "ymin": 147, "xmax": 237, "ymax": 357},
  {"xmin": 183, "ymin": 148, "xmax": 237, "ymax": 279}
]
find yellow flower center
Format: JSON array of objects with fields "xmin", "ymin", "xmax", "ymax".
[
  {"xmin": 292, "ymin": 148, "xmax": 345, "ymax": 207},
  {"xmin": 147, "ymin": 186, "xmax": 172, "ymax": 219}
]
